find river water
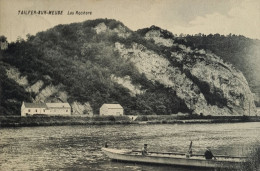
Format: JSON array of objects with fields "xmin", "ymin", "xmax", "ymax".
[{"xmin": 0, "ymin": 122, "xmax": 259, "ymax": 171}]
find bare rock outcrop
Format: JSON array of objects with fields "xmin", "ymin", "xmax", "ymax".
[
  {"xmin": 115, "ymin": 40, "xmax": 256, "ymax": 116},
  {"xmin": 71, "ymin": 102, "xmax": 93, "ymax": 116},
  {"xmin": 111, "ymin": 74, "xmax": 144, "ymax": 96},
  {"xmin": 5, "ymin": 66, "xmax": 70, "ymax": 105},
  {"xmin": 6, "ymin": 67, "xmax": 28, "ymax": 86},
  {"xmin": 145, "ymin": 29, "xmax": 174, "ymax": 47},
  {"xmin": 94, "ymin": 22, "xmax": 130, "ymax": 38}
]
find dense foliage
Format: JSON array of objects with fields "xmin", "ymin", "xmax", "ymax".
[
  {"xmin": 1, "ymin": 19, "xmax": 258, "ymax": 115},
  {"xmin": 0, "ymin": 19, "xmax": 189, "ymax": 115},
  {"xmin": 0, "ymin": 63, "xmax": 31, "ymax": 115}
]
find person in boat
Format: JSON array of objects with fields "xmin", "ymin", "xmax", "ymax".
[
  {"xmin": 204, "ymin": 147, "xmax": 216, "ymax": 160},
  {"xmin": 186, "ymin": 141, "xmax": 193, "ymax": 158},
  {"xmin": 186, "ymin": 148, "xmax": 193, "ymax": 158},
  {"xmin": 142, "ymin": 144, "xmax": 148, "ymax": 156},
  {"xmin": 104, "ymin": 142, "xmax": 108, "ymax": 148}
]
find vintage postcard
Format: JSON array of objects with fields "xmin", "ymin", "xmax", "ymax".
[{"xmin": 0, "ymin": 0, "xmax": 259, "ymax": 170}]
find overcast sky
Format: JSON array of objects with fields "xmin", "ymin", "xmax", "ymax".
[{"xmin": 0, "ymin": 0, "xmax": 259, "ymax": 42}]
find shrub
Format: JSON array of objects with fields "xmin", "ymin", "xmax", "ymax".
[
  {"xmin": 108, "ymin": 115, "xmax": 116, "ymax": 122},
  {"xmin": 136, "ymin": 116, "xmax": 148, "ymax": 121}
]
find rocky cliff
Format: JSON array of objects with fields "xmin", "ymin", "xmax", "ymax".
[
  {"xmin": 2, "ymin": 65, "xmax": 93, "ymax": 115},
  {"xmin": 139, "ymin": 27, "xmax": 256, "ymax": 115},
  {"xmin": 0, "ymin": 19, "xmax": 256, "ymax": 116}
]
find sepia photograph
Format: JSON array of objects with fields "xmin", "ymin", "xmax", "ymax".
[{"xmin": 0, "ymin": 0, "xmax": 259, "ymax": 170}]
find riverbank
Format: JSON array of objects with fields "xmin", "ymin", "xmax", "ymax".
[{"xmin": 0, "ymin": 115, "xmax": 260, "ymax": 127}]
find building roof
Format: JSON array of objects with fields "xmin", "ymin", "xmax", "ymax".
[
  {"xmin": 24, "ymin": 103, "xmax": 47, "ymax": 108},
  {"xmin": 46, "ymin": 103, "xmax": 71, "ymax": 108},
  {"xmin": 23, "ymin": 102, "xmax": 70, "ymax": 109},
  {"xmin": 102, "ymin": 104, "xmax": 123, "ymax": 109}
]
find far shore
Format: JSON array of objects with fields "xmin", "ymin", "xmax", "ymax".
[{"xmin": 0, "ymin": 115, "xmax": 260, "ymax": 127}]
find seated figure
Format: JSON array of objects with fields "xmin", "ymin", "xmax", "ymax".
[
  {"xmin": 142, "ymin": 144, "xmax": 148, "ymax": 156},
  {"xmin": 204, "ymin": 147, "xmax": 216, "ymax": 160}
]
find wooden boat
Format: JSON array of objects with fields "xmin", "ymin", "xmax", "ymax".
[{"xmin": 102, "ymin": 147, "xmax": 248, "ymax": 169}]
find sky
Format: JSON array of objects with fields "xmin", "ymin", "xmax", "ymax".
[{"xmin": 0, "ymin": 0, "xmax": 259, "ymax": 42}]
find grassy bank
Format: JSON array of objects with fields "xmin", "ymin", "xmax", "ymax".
[
  {"xmin": 0, "ymin": 115, "xmax": 132, "ymax": 127},
  {"xmin": 0, "ymin": 115, "xmax": 259, "ymax": 127},
  {"xmin": 135, "ymin": 115, "xmax": 260, "ymax": 123}
]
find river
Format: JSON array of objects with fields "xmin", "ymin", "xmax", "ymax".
[{"xmin": 0, "ymin": 122, "xmax": 259, "ymax": 171}]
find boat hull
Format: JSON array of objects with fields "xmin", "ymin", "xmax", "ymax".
[{"xmin": 102, "ymin": 148, "xmax": 246, "ymax": 169}]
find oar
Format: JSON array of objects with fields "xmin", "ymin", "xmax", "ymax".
[
  {"xmin": 189, "ymin": 141, "xmax": 192, "ymax": 150},
  {"xmin": 186, "ymin": 141, "xmax": 192, "ymax": 156}
]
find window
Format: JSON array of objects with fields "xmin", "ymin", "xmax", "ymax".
[
  {"xmin": 36, "ymin": 109, "xmax": 37, "ymax": 112},
  {"xmin": 43, "ymin": 110, "xmax": 45, "ymax": 112},
  {"xmin": 28, "ymin": 109, "xmax": 30, "ymax": 112},
  {"xmin": 66, "ymin": 110, "xmax": 68, "ymax": 112}
]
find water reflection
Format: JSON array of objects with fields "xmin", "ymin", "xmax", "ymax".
[{"xmin": 0, "ymin": 122, "xmax": 259, "ymax": 170}]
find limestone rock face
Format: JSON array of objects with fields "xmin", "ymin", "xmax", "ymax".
[
  {"xmin": 6, "ymin": 67, "xmax": 28, "ymax": 86},
  {"xmin": 34, "ymin": 84, "xmax": 60, "ymax": 102},
  {"xmin": 112, "ymin": 24, "xmax": 131, "ymax": 38},
  {"xmin": 5, "ymin": 66, "xmax": 69, "ymax": 104},
  {"xmin": 4, "ymin": 65, "xmax": 93, "ymax": 115},
  {"xmin": 143, "ymin": 27, "xmax": 256, "ymax": 115},
  {"xmin": 94, "ymin": 22, "xmax": 130, "ymax": 38},
  {"xmin": 71, "ymin": 102, "xmax": 93, "ymax": 116},
  {"xmin": 186, "ymin": 54, "xmax": 256, "ymax": 115},
  {"xmin": 111, "ymin": 74, "xmax": 144, "ymax": 96},
  {"xmin": 94, "ymin": 23, "xmax": 107, "ymax": 34},
  {"xmin": 26, "ymin": 80, "xmax": 44, "ymax": 94},
  {"xmin": 145, "ymin": 29, "xmax": 174, "ymax": 47},
  {"xmin": 115, "ymin": 37, "xmax": 256, "ymax": 116}
]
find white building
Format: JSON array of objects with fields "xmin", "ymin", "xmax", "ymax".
[
  {"xmin": 21, "ymin": 102, "xmax": 71, "ymax": 116},
  {"xmin": 100, "ymin": 104, "xmax": 124, "ymax": 116}
]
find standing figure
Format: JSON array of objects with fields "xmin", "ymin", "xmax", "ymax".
[{"xmin": 186, "ymin": 141, "xmax": 193, "ymax": 158}]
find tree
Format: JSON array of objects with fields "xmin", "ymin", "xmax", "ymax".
[
  {"xmin": 16, "ymin": 36, "xmax": 25, "ymax": 43},
  {"xmin": 0, "ymin": 35, "xmax": 7, "ymax": 42}
]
